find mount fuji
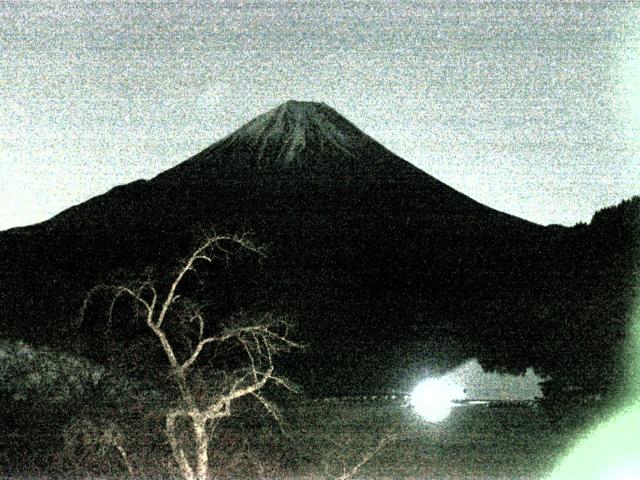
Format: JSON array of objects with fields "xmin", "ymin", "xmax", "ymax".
[{"xmin": 0, "ymin": 101, "xmax": 636, "ymax": 395}]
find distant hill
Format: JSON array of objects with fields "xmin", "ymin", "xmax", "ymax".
[{"xmin": 0, "ymin": 101, "xmax": 637, "ymax": 395}]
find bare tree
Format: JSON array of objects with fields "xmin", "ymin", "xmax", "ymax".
[{"xmin": 81, "ymin": 234, "xmax": 299, "ymax": 480}]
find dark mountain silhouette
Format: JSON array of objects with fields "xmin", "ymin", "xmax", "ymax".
[{"xmin": 0, "ymin": 101, "xmax": 637, "ymax": 396}]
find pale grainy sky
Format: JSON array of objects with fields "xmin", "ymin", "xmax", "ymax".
[{"xmin": 1, "ymin": 0, "xmax": 639, "ymax": 230}]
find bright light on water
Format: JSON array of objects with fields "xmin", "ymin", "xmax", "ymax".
[{"xmin": 410, "ymin": 377, "xmax": 465, "ymax": 422}]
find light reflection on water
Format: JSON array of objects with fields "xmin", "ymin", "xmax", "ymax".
[{"xmin": 410, "ymin": 377, "xmax": 466, "ymax": 422}]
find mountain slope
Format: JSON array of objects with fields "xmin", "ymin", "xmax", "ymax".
[{"xmin": 0, "ymin": 101, "xmax": 636, "ymax": 395}]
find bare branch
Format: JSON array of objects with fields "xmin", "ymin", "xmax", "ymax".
[
  {"xmin": 205, "ymin": 366, "xmax": 275, "ymax": 419},
  {"xmin": 80, "ymin": 283, "xmax": 154, "ymax": 332},
  {"xmin": 156, "ymin": 238, "xmax": 214, "ymax": 329},
  {"xmin": 193, "ymin": 311, "xmax": 204, "ymax": 340},
  {"xmin": 107, "ymin": 286, "xmax": 151, "ymax": 328},
  {"xmin": 250, "ymin": 391, "xmax": 283, "ymax": 425},
  {"xmin": 238, "ymin": 336, "xmax": 259, "ymax": 382},
  {"xmin": 79, "ymin": 284, "xmax": 116, "ymax": 328},
  {"xmin": 145, "ymin": 320, "xmax": 181, "ymax": 372},
  {"xmin": 113, "ymin": 441, "xmax": 135, "ymax": 477},
  {"xmin": 267, "ymin": 374, "xmax": 298, "ymax": 393},
  {"xmin": 332, "ymin": 433, "xmax": 397, "ymax": 480},
  {"xmin": 218, "ymin": 323, "xmax": 302, "ymax": 352},
  {"xmin": 155, "ymin": 234, "xmax": 260, "ymax": 330},
  {"xmin": 180, "ymin": 337, "xmax": 218, "ymax": 371}
]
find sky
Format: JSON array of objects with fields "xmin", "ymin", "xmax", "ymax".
[{"xmin": 1, "ymin": 0, "xmax": 639, "ymax": 230}]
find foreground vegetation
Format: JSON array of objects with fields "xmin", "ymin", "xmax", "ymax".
[
  {"xmin": 2, "ymin": 391, "xmax": 589, "ymax": 479},
  {"xmin": 1, "ymin": 230, "xmax": 624, "ymax": 479}
]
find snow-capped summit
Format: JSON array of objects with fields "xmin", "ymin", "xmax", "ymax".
[
  {"xmin": 166, "ymin": 100, "xmax": 424, "ymax": 181},
  {"xmin": 224, "ymin": 100, "xmax": 364, "ymax": 165}
]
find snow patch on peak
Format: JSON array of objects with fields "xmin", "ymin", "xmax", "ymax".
[
  {"xmin": 227, "ymin": 100, "xmax": 366, "ymax": 166},
  {"xmin": 280, "ymin": 99, "xmax": 327, "ymax": 115}
]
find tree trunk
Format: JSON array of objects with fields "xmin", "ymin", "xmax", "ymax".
[
  {"xmin": 193, "ymin": 415, "xmax": 209, "ymax": 480},
  {"xmin": 166, "ymin": 413, "xmax": 196, "ymax": 480}
]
